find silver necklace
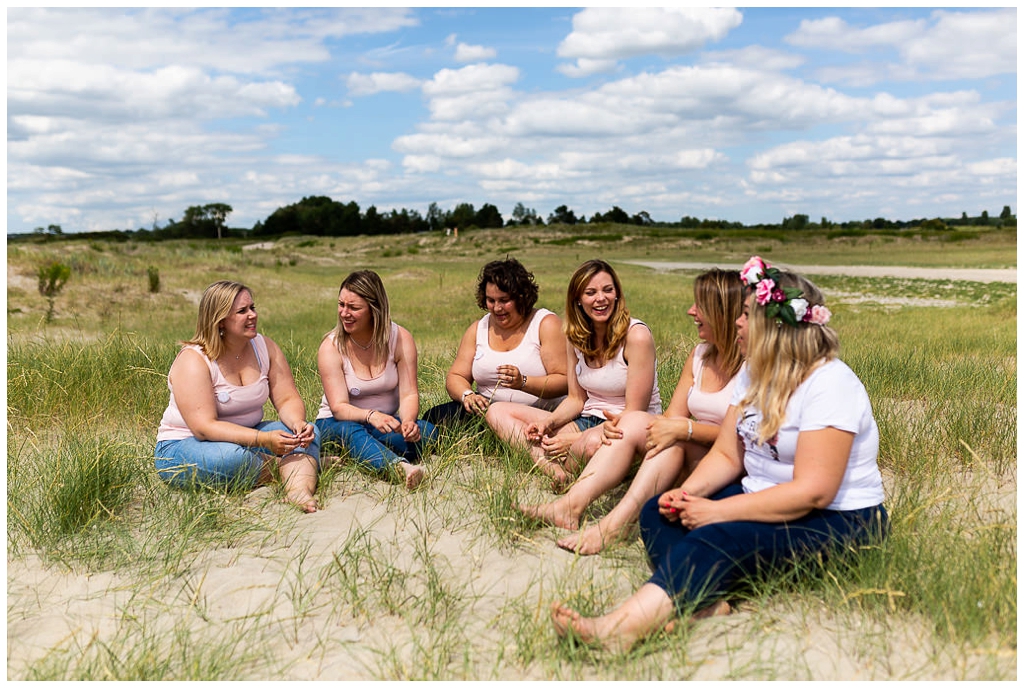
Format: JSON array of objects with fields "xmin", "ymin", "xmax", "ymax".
[{"xmin": 351, "ymin": 336, "xmax": 372, "ymax": 350}]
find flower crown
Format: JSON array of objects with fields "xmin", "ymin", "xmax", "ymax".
[{"xmin": 739, "ymin": 256, "xmax": 831, "ymax": 327}]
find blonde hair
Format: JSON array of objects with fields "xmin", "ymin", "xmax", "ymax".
[
  {"xmin": 330, "ymin": 270, "xmax": 391, "ymax": 364},
  {"xmin": 740, "ymin": 271, "xmax": 840, "ymax": 443},
  {"xmin": 183, "ymin": 280, "xmax": 252, "ymax": 361},
  {"xmin": 564, "ymin": 259, "xmax": 631, "ymax": 361},
  {"xmin": 693, "ymin": 268, "xmax": 745, "ymax": 379}
]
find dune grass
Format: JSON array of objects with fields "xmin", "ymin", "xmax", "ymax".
[{"xmin": 6, "ymin": 227, "xmax": 1016, "ymax": 679}]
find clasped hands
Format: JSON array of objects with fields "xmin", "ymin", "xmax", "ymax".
[
  {"xmin": 657, "ymin": 487, "xmax": 717, "ymax": 530},
  {"xmin": 367, "ymin": 410, "xmax": 421, "ymax": 442},
  {"xmin": 263, "ymin": 421, "xmax": 315, "ymax": 455}
]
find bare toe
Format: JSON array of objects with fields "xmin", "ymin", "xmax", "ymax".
[{"xmin": 403, "ymin": 463, "xmax": 424, "ymax": 490}]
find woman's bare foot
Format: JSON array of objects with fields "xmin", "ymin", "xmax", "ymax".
[
  {"xmin": 282, "ymin": 486, "xmax": 318, "ymax": 513},
  {"xmin": 535, "ymin": 457, "xmax": 572, "ymax": 489},
  {"xmin": 320, "ymin": 454, "xmax": 343, "ymax": 468},
  {"xmin": 518, "ymin": 499, "xmax": 581, "ymax": 530},
  {"xmin": 400, "ymin": 462, "xmax": 424, "ymax": 490},
  {"xmin": 550, "ymin": 602, "xmax": 631, "ymax": 653},
  {"xmin": 557, "ymin": 521, "xmax": 621, "ymax": 555}
]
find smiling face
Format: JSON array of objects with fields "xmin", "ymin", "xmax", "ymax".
[
  {"xmin": 220, "ymin": 289, "xmax": 257, "ymax": 341},
  {"xmin": 338, "ymin": 287, "xmax": 372, "ymax": 337},
  {"xmin": 484, "ymin": 282, "xmax": 524, "ymax": 331},
  {"xmin": 687, "ymin": 301, "xmax": 712, "ymax": 343},
  {"xmin": 578, "ymin": 271, "xmax": 617, "ymax": 324}
]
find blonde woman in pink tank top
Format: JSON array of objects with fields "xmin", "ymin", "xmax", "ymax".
[
  {"xmin": 155, "ymin": 281, "xmax": 319, "ymax": 512},
  {"xmin": 528, "ymin": 269, "xmax": 746, "ymax": 555}
]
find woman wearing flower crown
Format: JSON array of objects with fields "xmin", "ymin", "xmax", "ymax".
[{"xmin": 549, "ymin": 257, "xmax": 888, "ymax": 651}]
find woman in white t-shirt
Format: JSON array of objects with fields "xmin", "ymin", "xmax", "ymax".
[
  {"xmin": 549, "ymin": 257, "xmax": 888, "ymax": 651},
  {"xmin": 494, "ymin": 259, "xmax": 661, "ymax": 489}
]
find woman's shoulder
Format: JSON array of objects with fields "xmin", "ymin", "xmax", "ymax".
[{"xmin": 804, "ymin": 359, "xmax": 868, "ymax": 398}]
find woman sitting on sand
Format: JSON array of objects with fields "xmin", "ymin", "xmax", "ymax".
[
  {"xmin": 521, "ymin": 268, "xmax": 745, "ymax": 554},
  {"xmin": 550, "ymin": 257, "xmax": 888, "ymax": 651},
  {"xmin": 315, "ymin": 270, "xmax": 437, "ymax": 490},
  {"xmin": 155, "ymin": 280, "xmax": 321, "ymax": 512},
  {"xmin": 488, "ymin": 259, "xmax": 662, "ymax": 487},
  {"xmin": 423, "ymin": 257, "xmax": 568, "ymax": 427}
]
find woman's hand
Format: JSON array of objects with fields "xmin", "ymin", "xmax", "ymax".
[
  {"xmin": 539, "ymin": 431, "xmax": 576, "ymax": 460},
  {"xmin": 497, "ymin": 364, "xmax": 525, "ymax": 391},
  {"xmin": 644, "ymin": 416, "xmax": 689, "ymax": 460},
  {"xmin": 367, "ymin": 410, "xmax": 401, "ymax": 434},
  {"xmin": 525, "ymin": 420, "xmax": 550, "ymax": 444},
  {"xmin": 291, "ymin": 421, "xmax": 315, "ymax": 449},
  {"xmin": 658, "ymin": 489, "xmax": 720, "ymax": 529},
  {"xmin": 462, "ymin": 391, "xmax": 489, "ymax": 416},
  {"xmin": 400, "ymin": 419, "xmax": 421, "ymax": 442},
  {"xmin": 260, "ymin": 428, "xmax": 305, "ymax": 456},
  {"xmin": 601, "ymin": 410, "xmax": 624, "ymax": 445}
]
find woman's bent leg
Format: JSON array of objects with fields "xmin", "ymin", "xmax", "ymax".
[
  {"xmin": 155, "ymin": 438, "xmax": 266, "ymax": 488},
  {"xmin": 316, "ymin": 418, "xmax": 403, "ymax": 472}
]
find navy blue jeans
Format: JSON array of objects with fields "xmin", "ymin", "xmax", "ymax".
[{"xmin": 639, "ymin": 484, "xmax": 888, "ymax": 611}]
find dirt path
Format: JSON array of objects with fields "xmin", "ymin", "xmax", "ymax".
[{"xmin": 623, "ymin": 261, "xmax": 1017, "ymax": 283}]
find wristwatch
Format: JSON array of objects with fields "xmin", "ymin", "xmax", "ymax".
[{"xmin": 461, "ymin": 389, "xmax": 474, "ymax": 401}]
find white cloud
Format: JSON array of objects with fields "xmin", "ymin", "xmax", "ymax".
[
  {"xmin": 557, "ymin": 7, "xmax": 742, "ymax": 76},
  {"xmin": 423, "ymin": 63, "xmax": 520, "ymax": 96},
  {"xmin": 346, "ymin": 71, "xmax": 421, "ymax": 96},
  {"xmin": 454, "ymin": 43, "xmax": 497, "ymax": 63},
  {"xmin": 787, "ymin": 9, "xmax": 1016, "ymax": 84}
]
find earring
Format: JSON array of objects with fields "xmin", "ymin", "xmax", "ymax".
[{"xmin": 219, "ymin": 329, "xmax": 224, "ymax": 337}]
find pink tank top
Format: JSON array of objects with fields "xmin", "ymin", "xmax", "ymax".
[
  {"xmin": 317, "ymin": 322, "xmax": 401, "ymax": 418},
  {"xmin": 687, "ymin": 341, "xmax": 739, "ymax": 425},
  {"xmin": 156, "ymin": 334, "xmax": 270, "ymax": 441},
  {"xmin": 576, "ymin": 319, "xmax": 662, "ymax": 419},
  {"xmin": 472, "ymin": 308, "xmax": 564, "ymax": 410}
]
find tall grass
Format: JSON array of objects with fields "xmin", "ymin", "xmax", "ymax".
[{"xmin": 6, "ymin": 231, "xmax": 1016, "ymax": 679}]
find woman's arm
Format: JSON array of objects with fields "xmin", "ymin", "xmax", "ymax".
[
  {"xmin": 394, "ymin": 326, "xmax": 422, "ymax": 440},
  {"xmin": 318, "ymin": 335, "xmax": 362, "ymax": 422},
  {"xmin": 673, "ymin": 426, "xmax": 855, "ymax": 528},
  {"xmin": 530, "ymin": 312, "xmax": 569, "ymax": 398},
  {"xmin": 644, "ymin": 346, "xmax": 719, "ymax": 458},
  {"xmin": 265, "ymin": 336, "xmax": 310, "ymax": 435},
  {"xmin": 527, "ymin": 339, "xmax": 585, "ymax": 438},
  {"xmin": 445, "ymin": 320, "xmax": 489, "ymax": 414},
  {"xmin": 621, "ymin": 322, "xmax": 657, "ymax": 413}
]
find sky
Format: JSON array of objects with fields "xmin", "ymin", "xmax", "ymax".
[{"xmin": 6, "ymin": 6, "xmax": 1018, "ymax": 234}]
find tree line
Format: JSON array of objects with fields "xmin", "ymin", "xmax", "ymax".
[{"xmin": 23, "ymin": 198, "xmax": 1016, "ymax": 242}]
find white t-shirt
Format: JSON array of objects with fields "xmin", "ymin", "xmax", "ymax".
[{"xmin": 731, "ymin": 359, "xmax": 884, "ymax": 511}]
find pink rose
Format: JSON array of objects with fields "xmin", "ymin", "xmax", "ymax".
[
  {"xmin": 807, "ymin": 305, "xmax": 831, "ymax": 325},
  {"xmin": 755, "ymin": 278, "xmax": 775, "ymax": 305},
  {"xmin": 740, "ymin": 256, "xmax": 766, "ymax": 285}
]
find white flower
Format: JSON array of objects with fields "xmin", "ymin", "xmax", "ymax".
[{"xmin": 789, "ymin": 298, "xmax": 808, "ymax": 322}]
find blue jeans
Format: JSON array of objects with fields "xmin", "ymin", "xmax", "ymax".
[
  {"xmin": 573, "ymin": 414, "xmax": 605, "ymax": 432},
  {"xmin": 316, "ymin": 417, "xmax": 438, "ymax": 471},
  {"xmin": 154, "ymin": 420, "xmax": 321, "ymax": 488},
  {"xmin": 639, "ymin": 484, "xmax": 888, "ymax": 612}
]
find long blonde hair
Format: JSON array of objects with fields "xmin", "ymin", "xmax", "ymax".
[
  {"xmin": 693, "ymin": 268, "xmax": 745, "ymax": 378},
  {"xmin": 330, "ymin": 270, "xmax": 391, "ymax": 363},
  {"xmin": 564, "ymin": 259, "xmax": 631, "ymax": 361},
  {"xmin": 740, "ymin": 271, "xmax": 839, "ymax": 443},
  {"xmin": 183, "ymin": 280, "xmax": 252, "ymax": 361}
]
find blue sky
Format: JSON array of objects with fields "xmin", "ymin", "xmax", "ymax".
[{"xmin": 6, "ymin": 7, "xmax": 1017, "ymax": 234}]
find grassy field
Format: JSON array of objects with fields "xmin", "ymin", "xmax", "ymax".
[{"xmin": 6, "ymin": 225, "xmax": 1017, "ymax": 679}]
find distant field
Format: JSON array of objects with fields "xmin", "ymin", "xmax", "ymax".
[{"xmin": 6, "ymin": 226, "xmax": 1017, "ymax": 680}]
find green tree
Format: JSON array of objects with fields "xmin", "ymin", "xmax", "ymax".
[
  {"xmin": 449, "ymin": 202, "xmax": 477, "ymax": 230},
  {"xmin": 475, "ymin": 203, "xmax": 503, "ymax": 229},
  {"xmin": 548, "ymin": 204, "xmax": 578, "ymax": 225}
]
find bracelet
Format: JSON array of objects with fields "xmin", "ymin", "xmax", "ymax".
[
  {"xmin": 461, "ymin": 389, "xmax": 474, "ymax": 401},
  {"xmin": 253, "ymin": 429, "xmax": 261, "ymax": 448},
  {"xmin": 686, "ymin": 419, "xmax": 693, "ymax": 442},
  {"xmin": 366, "ymin": 409, "xmax": 376, "ymax": 423},
  {"xmin": 520, "ymin": 375, "xmax": 528, "ymax": 390}
]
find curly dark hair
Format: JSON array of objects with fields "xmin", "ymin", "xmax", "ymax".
[{"xmin": 475, "ymin": 257, "xmax": 539, "ymax": 315}]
